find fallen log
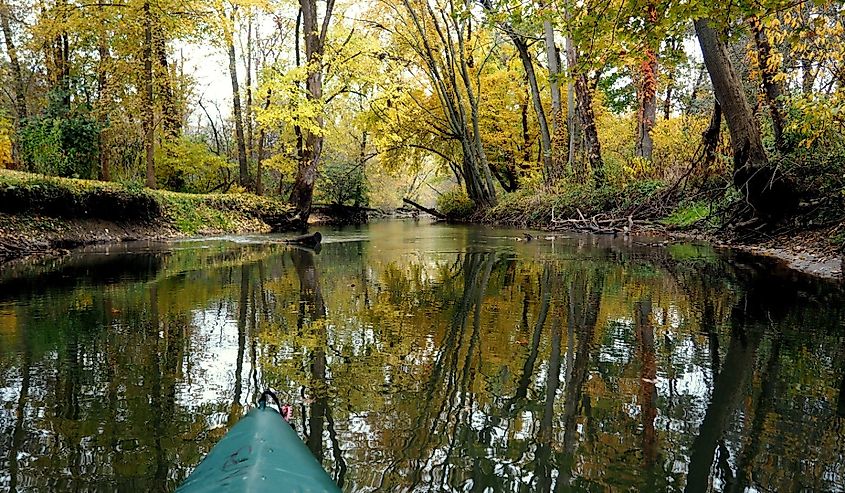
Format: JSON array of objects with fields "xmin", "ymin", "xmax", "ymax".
[
  {"xmin": 283, "ymin": 231, "xmax": 322, "ymax": 248},
  {"xmin": 402, "ymin": 198, "xmax": 447, "ymax": 219}
]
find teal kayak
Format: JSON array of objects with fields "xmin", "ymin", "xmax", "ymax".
[{"xmin": 177, "ymin": 391, "xmax": 341, "ymax": 493}]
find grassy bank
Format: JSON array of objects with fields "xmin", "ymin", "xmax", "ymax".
[{"xmin": 0, "ymin": 170, "xmax": 293, "ymax": 259}]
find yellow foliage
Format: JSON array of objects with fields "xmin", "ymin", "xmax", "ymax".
[{"xmin": 0, "ymin": 116, "xmax": 12, "ymax": 168}]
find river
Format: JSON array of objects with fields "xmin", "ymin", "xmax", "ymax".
[{"xmin": 1, "ymin": 221, "xmax": 843, "ymax": 491}]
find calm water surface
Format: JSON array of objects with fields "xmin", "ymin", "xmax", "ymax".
[{"xmin": 1, "ymin": 221, "xmax": 844, "ymax": 492}]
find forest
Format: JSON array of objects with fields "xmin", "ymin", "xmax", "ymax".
[{"xmin": 0, "ymin": 0, "xmax": 843, "ymax": 241}]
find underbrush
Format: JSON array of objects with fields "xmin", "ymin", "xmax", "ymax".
[
  {"xmin": 486, "ymin": 180, "xmax": 666, "ymax": 226},
  {"xmin": 0, "ymin": 170, "xmax": 292, "ymax": 234}
]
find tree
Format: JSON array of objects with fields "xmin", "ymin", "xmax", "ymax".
[
  {"xmin": 480, "ymin": 0, "xmax": 554, "ymax": 181},
  {"xmin": 390, "ymin": 0, "xmax": 498, "ymax": 208},
  {"xmin": 143, "ymin": 0, "xmax": 156, "ymax": 188},
  {"xmin": 0, "ymin": 0, "xmax": 27, "ymax": 165},
  {"xmin": 226, "ymin": 7, "xmax": 250, "ymax": 189},
  {"xmin": 287, "ymin": 0, "xmax": 336, "ymax": 223},
  {"xmin": 635, "ymin": 0, "xmax": 659, "ymax": 160},
  {"xmin": 694, "ymin": 17, "xmax": 790, "ymax": 215}
]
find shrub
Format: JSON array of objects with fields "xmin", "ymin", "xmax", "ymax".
[
  {"xmin": 156, "ymin": 137, "xmax": 235, "ymax": 193},
  {"xmin": 316, "ymin": 160, "xmax": 369, "ymax": 206},
  {"xmin": 19, "ymin": 104, "xmax": 100, "ymax": 179},
  {"xmin": 437, "ymin": 188, "xmax": 475, "ymax": 219}
]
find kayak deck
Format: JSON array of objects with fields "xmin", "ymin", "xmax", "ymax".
[{"xmin": 177, "ymin": 406, "xmax": 341, "ymax": 493}]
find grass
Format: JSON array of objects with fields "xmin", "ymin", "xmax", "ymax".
[
  {"xmin": 661, "ymin": 201, "xmax": 712, "ymax": 229},
  {"xmin": 0, "ymin": 170, "xmax": 292, "ymax": 234}
]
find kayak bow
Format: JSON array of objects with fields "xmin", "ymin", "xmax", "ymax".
[{"xmin": 177, "ymin": 391, "xmax": 341, "ymax": 493}]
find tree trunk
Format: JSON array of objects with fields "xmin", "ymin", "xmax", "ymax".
[
  {"xmin": 155, "ymin": 30, "xmax": 180, "ymax": 138},
  {"xmin": 245, "ymin": 14, "xmax": 254, "ymax": 159},
  {"xmin": 255, "ymin": 88, "xmax": 271, "ymax": 195},
  {"xmin": 228, "ymin": 12, "xmax": 250, "ymax": 190},
  {"xmin": 544, "ymin": 19, "xmax": 562, "ymax": 125},
  {"xmin": 694, "ymin": 18, "xmax": 791, "ymax": 216},
  {"xmin": 635, "ymin": 2, "xmax": 658, "ymax": 161},
  {"xmin": 98, "ymin": 38, "xmax": 111, "ymax": 181},
  {"xmin": 289, "ymin": 0, "xmax": 333, "ymax": 222},
  {"xmin": 510, "ymin": 34, "xmax": 553, "ymax": 180},
  {"xmin": 801, "ymin": 58, "xmax": 815, "ymax": 95},
  {"xmin": 143, "ymin": 0, "xmax": 156, "ymax": 188},
  {"xmin": 401, "ymin": 0, "xmax": 496, "ymax": 208},
  {"xmin": 544, "ymin": 17, "xmax": 567, "ymax": 179},
  {"xmin": 562, "ymin": 5, "xmax": 599, "ymax": 184},
  {"xmin": 573, "ymin": 73, "xmax": 604, "ymax": 186},
  {"xmin": 663, "ymin": 83, "xmax": 673, "ymax": 120},
  {"xmin": 635, "ymin": 51, "xmax": 658, "ymax": 160},
  {"xmin": 0, "ymin": 0, "xmax": 27, "ymax": 131},
  {"xmin": 749, "ymin": 16, "xmax": 787, "ymax": 153},
  {"xmin": 520, "ymin": 87, "xmax": 531, "ymax": 162},
  {"xmin": 702, "ymin": 101, "xmax": 722, "ymax": 169},
  {"xmin": 565, "ymin": 36, "xmax": 578, "ymax": 174}
]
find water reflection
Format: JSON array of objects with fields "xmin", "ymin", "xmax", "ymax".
[{"xmin": 1, "ymin": 222, "xmax": 844, "ymax": 492}]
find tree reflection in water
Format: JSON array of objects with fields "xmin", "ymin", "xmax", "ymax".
[{"xmin": 0, "ymin": 222, "xmax": 844, "ymax": 492}]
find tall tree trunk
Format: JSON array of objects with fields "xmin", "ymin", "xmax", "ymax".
[
  {"xmin": 98, "ymin": 38, "xmax": 110, "ymax": 181},
  {"xmin": 562, "ymin": 5, "xmax": 600, "ymax": 184},
  {"xmin": 565, "ymin": 36, "xmax": 578, "ymax": 173},
  {"xmin": 544, "ymin": 21, "xmax": 567, "ymax": 179},
  {"xmin": 521, "ymin": 86, "xmax": 531, "ymax": 163},
  {"xmin": 663, "ymin": 83, "xmax": 673, "ymax": 120},
  {"xmin": 401, "ymin": 0, "xmax": 495, "ymax": 208},
  {"xmin": 255, "ymin": 88, "xmax": 271, "ymax": 196},
  {"xmin": 0, "ymin": 1, "xmax": 26, "ymax": 120},
  {"xmin": 800, "ymin": 58, "xmax": 815, "ymax": 95},
  {"xmin": 228, "ymin": 12, "xmax": 250, "ymax": 190},
  {"xmin": 635, "ymin": 2, "xmax": 658, "ymax": 160},
  {"xmin": 289, "ymin": 0, "xmax": 334, "ymax": 222},
  {"xmin": 1, "ymin": 0, "xmax": 28, "ymax": 168},
  {"xmin": 573, "ymin": 73, "xmax": 604, "ymax": 186},
  {"xmin": 53, "ymin": 27, "xmax": 71, "ymax": 111},
  {"xmin": 694, "ymin": 18, "xmax": 790, "ymax": 216},
  {"xmin": 510, "ymin": 35, "xmax": 553, "ymax": 180},
  {"xmin": 143, "ymin": 0, "xmax": 156, "ymax": 188},
  {"xmin": 245, "ymin": 14, "xmax": 254, "ymax": 159},
  {"xmin": 544, "ymin": 18, "xmax": 562, "ymax": 127},
  {"xmin": 702, "ymin": 101, "xmax": 722, "ymax": 169},
  {"xmin": 155, "ymin": 30, "xmax": 180, "ymax": 138},
  {"xmin": 749, "ymin": 16, "xmax": 787, "ymax": 153},
  {"xmin": 482, "ymin": 0, "xmax": 554, "ymax": 182}
]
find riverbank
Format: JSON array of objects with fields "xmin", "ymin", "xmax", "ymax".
[
  {"xmin": 0, "ymin": 170, "xmax": 293, "ymax": 261},
  {"xmin": 483, "ymin": 182, "xmax": 844, "ymax": 281}
]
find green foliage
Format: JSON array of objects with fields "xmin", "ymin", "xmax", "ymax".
[
  {"xmin": 436, "ymin": 188, "xmax": 476, "ymax": 219},
  {"xmin": 782, "ymin": 140, "xmax": 845, "ymax": 201},
  {"xmin": 662, "ymin": 201, "xmax": 712, "ymax": 228},
  {"xmin": 597, "ymin": 69, "xmax": 637, "ymax": 114},
  {"xmin": 316, "ymin": 160, "xmax": 368, "ymax": 206},
  {"xmin": 19, "ymin": 104, "xmax": 101, "ymax": 179},
  {"xmin": 156, "ymin": 137, "xmax": 234, "ymax": 193}
]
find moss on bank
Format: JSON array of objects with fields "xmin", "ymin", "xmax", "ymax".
[{"xmin": 0, "ymin": 170, "xmax": 292, "ymax": 235}]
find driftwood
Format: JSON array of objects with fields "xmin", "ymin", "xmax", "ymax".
[
  {"xmin": 402, "ymin": 198, "xmax": 447, "ymax": 219},
  {"xmin": 283, "ymin": 231, "xmax": 322, "ymax": 247},
  {"xmin": 550, "ymin": 206, "xmax": 637, "ymax": 234}
]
